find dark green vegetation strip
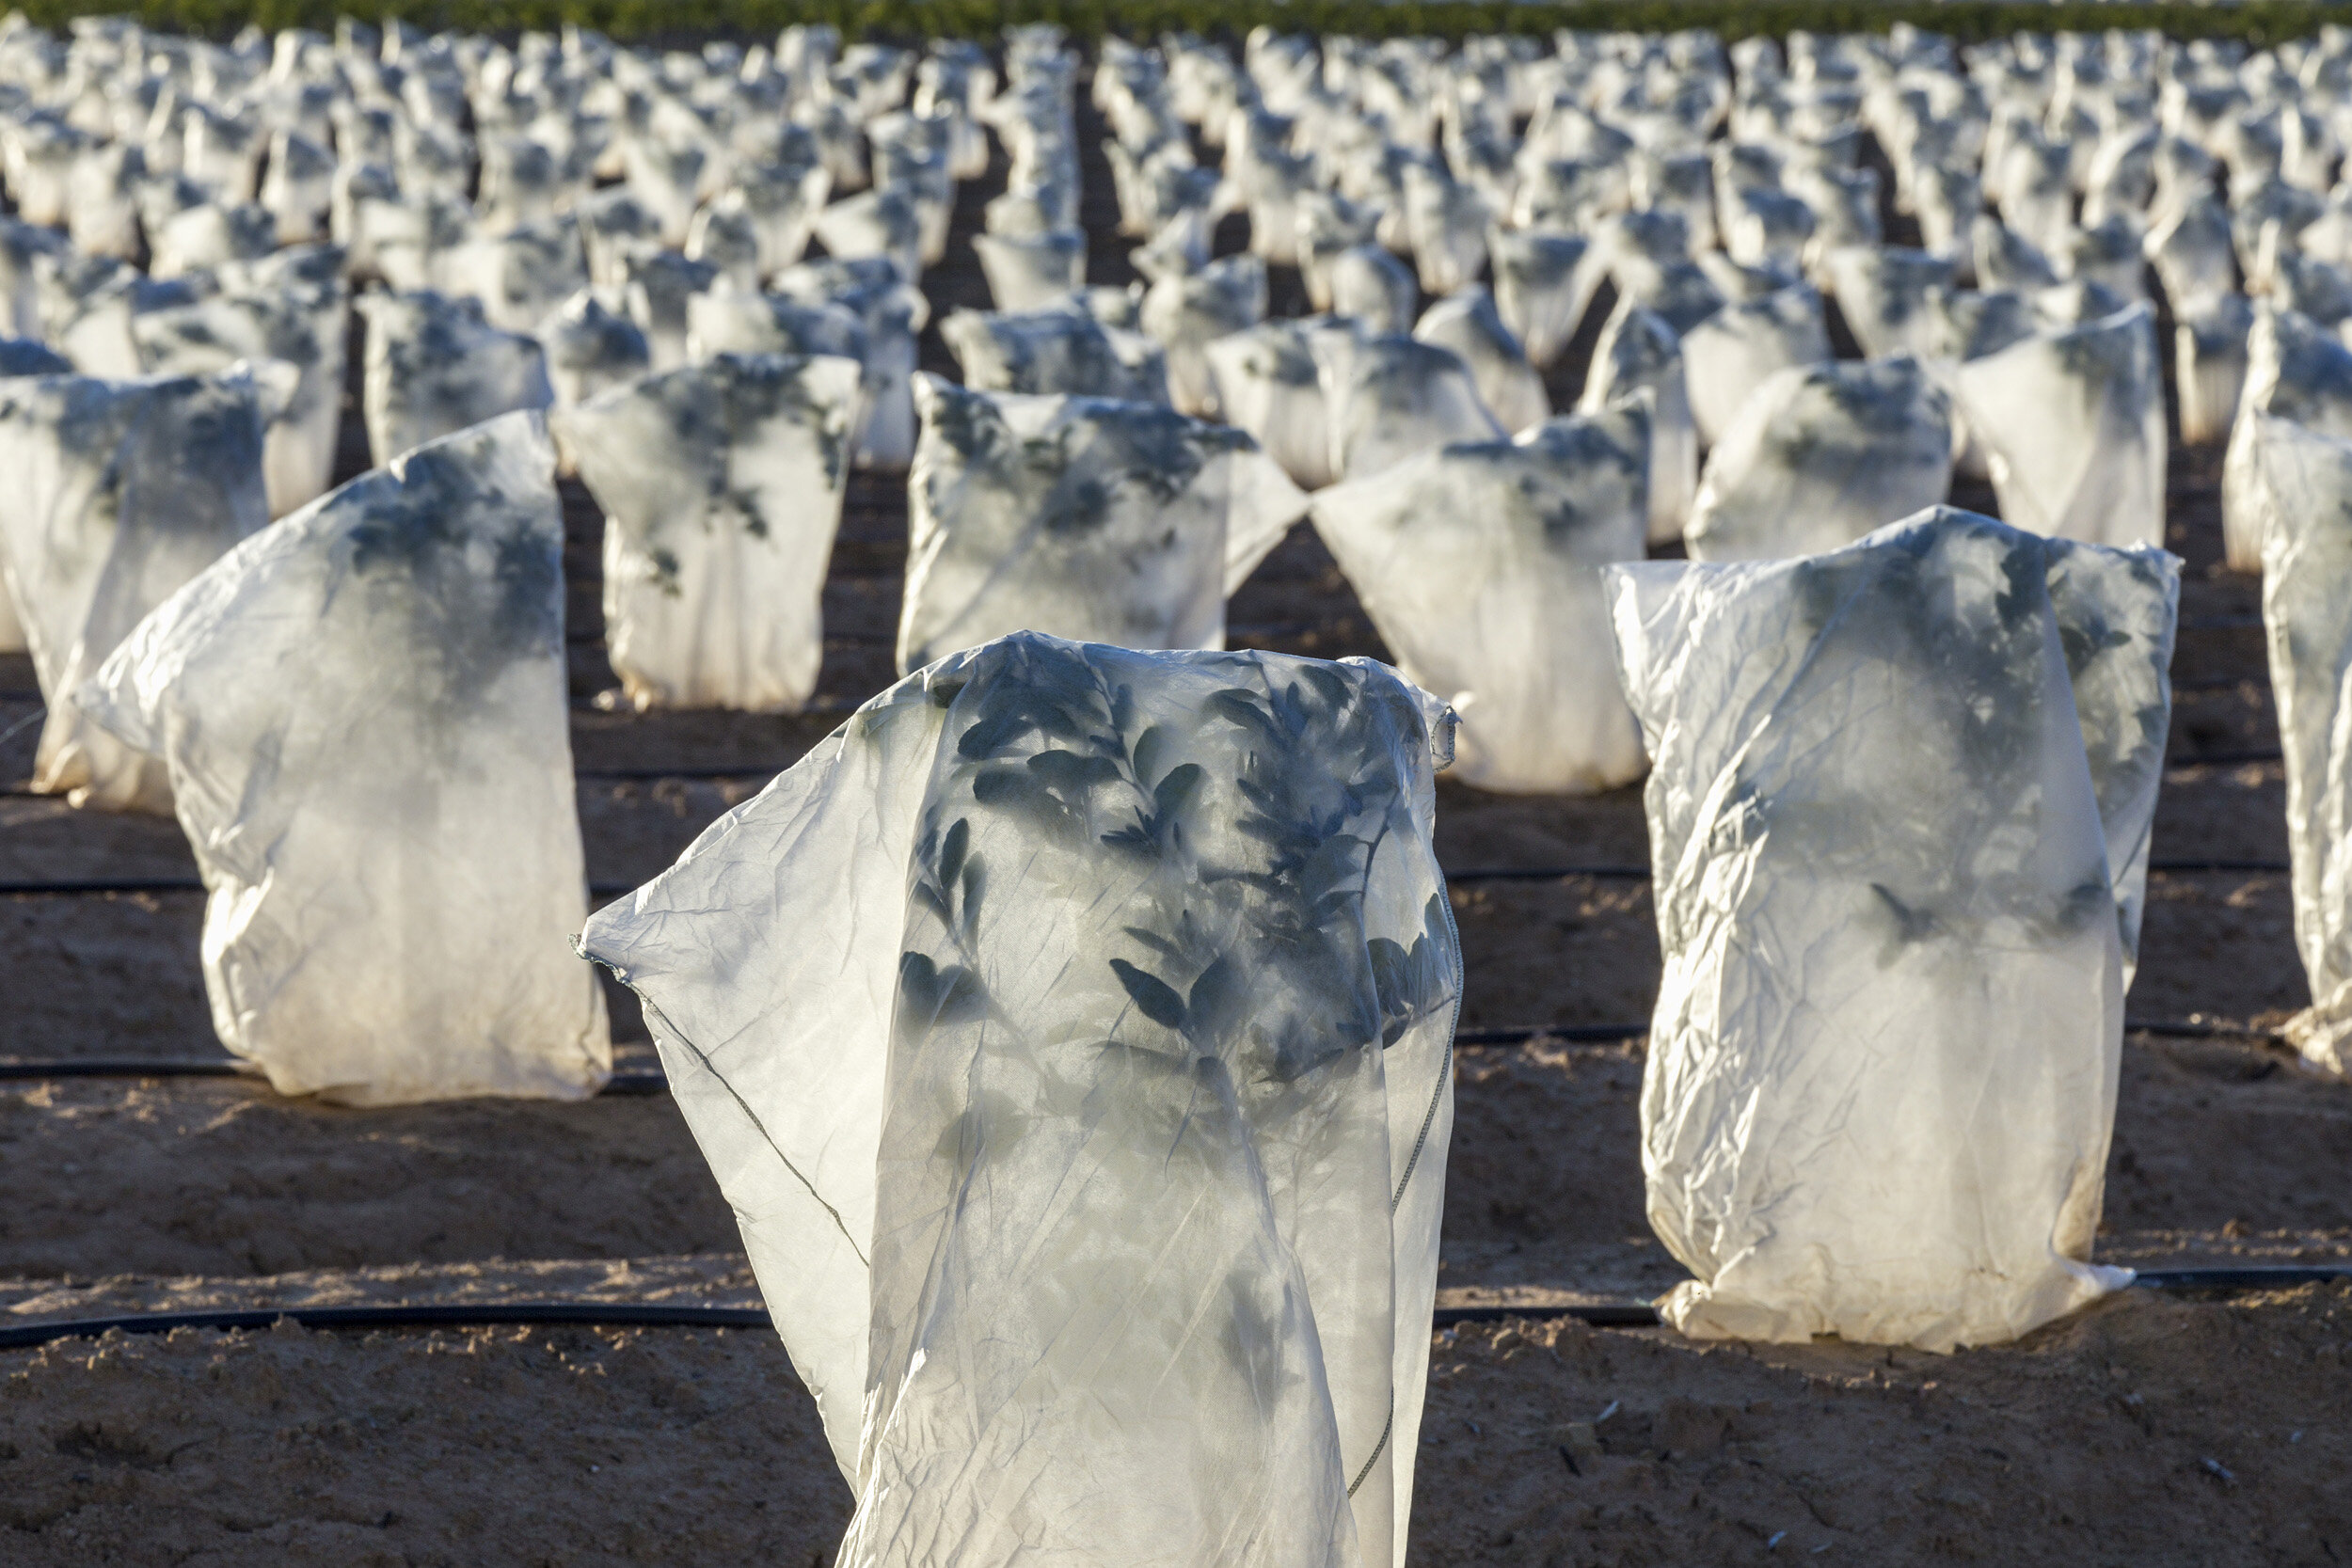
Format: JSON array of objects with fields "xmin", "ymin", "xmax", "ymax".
[{"xmin": 13, "ymin": 0, "xmax": 2349, "ymax": 46}]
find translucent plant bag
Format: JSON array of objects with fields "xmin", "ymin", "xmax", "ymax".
[
  {"xmin": 81, "ymin": 412, "xmax": 611, "ymax": 1105},
  {"xmin": 1823, "ymin": 245, "xmax": 1956, "ymax": 361},
  {"xmin": 1605, "ymin": 505, "xmax": 2180, "ymax": 1351},
  {"xmin": 1412, "ymin": 287, "xmax": 1549, "ymax": 436},
  {"xmin": 812, "ymin": 188, "xmax": 926, "ymax": 286},
  {"xmin": 553, "ymin": 353, "xmax": 862, "ymax": 714},
  {"xmin": 1311, "ymin": 404, "xmax": 1650, "ymax": 794},
  {"xmin": 941, "ymin": 306, "xmax": 1168, "ymax": 404},
  {"xmin": 773, "ymin": 260, "xmax": 925, "ymax": 472},
  {"xmin": 540, "ymin": 289, "xmax": 652, "ymax": 410},
  {"xmin": 1955, "ymin": 304, "xmax": 2166, "ymax": 550},
  {"xmin": 130, "ymin": 277, "xmax": 350, "ymax": 519},
  {"xmin": 898, "ymin": 377, "xmax": 1310, "ymax": 673},
  {"xmin": 2222, "ymin": 305, "xmax": 2352, "ymax": 573},
  {"xmin": 1205, "ymin": 317, "xmax": 1339, "ymax": 490},
  {"xmin": 1140, "ymin": 254, "xmax": 1268, "ymax": 419},
  {"xmin": 1316, "ymin": 332, "xmax": 1505, "ymax": 483},
  {"xmin": 1488, "ymin": 228, "xmax": 1598, "ymax": 371},
  {"xmin": 1580, "ymin": 305, "xmax": 1696, "ymax": 546},
  {"xmin": 1327, "ymin": 243, "xmax": 1420, "ymax": 336},
  {"xmin": 357, "ymin": 290, "xmax": 556, "ymax": 466},
  {"xmin": 2175, "ymin": 293, "xmax": 2253, "ymax": 450},
  {"xmin": 0, "ymin": 364, "xmax": 284, "ymax": 812},
  {"xmin": 972, "ymin": 228, "xmax": 1086, "ymax": 312},
  {"xmin": 1677, "ymin": 282, "xmax": 1831, "ymax": 448},
  {"xmin": 578, "ymin": 631, "xmax": 1460, "ymax": 1568},
  {"xmin": 1686, "ymin": 356, "xmax": 1955, "ymax": 562},
  {"xmin": 2246, "ymin": 414, "xmax": 2352, "ymax": 1072}
]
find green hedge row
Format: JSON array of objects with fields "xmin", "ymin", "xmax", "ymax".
[{"xmin": 13, "ymin": 0, "xmax": 2348, "ymax": 48}]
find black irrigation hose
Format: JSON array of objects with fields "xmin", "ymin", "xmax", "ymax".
[
  {"xmin": 3, "ymin": 1266, "xmax": 2344, "ymax": 1355},
  {"xmin": 0, "ymin": 1017, "xmax": 2293, "ymax": 1086}
]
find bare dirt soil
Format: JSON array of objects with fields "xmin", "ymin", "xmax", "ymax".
[{"xmin": 0, "ymin": 90, "xmax": 2344, "ymax": 1568}]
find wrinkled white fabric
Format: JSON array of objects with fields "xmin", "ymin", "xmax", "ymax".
[
  {"xmin": 81, "ymin": 412, "xmax": 610, "ymax": 1104},
  {"xmin": 1580, "ymin": 305, "xmax": 1694, "ymax": 545},
  {"xmin": 1687, "ymin": 357, "xmax": 1954, "ymax": 562},
  {"xmin": 1317, "ymin": 332, "xmax": 1505, "ymax": 483},
  {"xmin": 579, "ymin": 630, "xmax": 1459, "ymax": 1568},
  {"xmin": 1207, "ymin": 318, "xmax": 1340, "ymax": 490},
  {"xmin": 1488, "ymin": 228, "xmax": 1598, "ymax": 370},
  {"xmin": 1313, "ymin": 406, "xmax": 1649, "ymax": 794},
  {"xmin": 974, "ymin": 229, "xmax": 1087, "ymax": 312},
  {"xmin": 554, "ymin": 353, "xmax": 863, "ymax": 713},
  {"xmin": 1606, "ymin": 505, "xmax": 2178, "ymax": 1350},
  {"xmin": 1412, "ymin": 287, "xmax": 1549, "ymax": 436},
  {"xmin": 1955, "ymin": 305, "xmax": 2166, "ymax": 549},
  {"xmin": 942, "ymin": 306, "xmax": 1168, "ymax": 404},
  {"xmin": 899, "ymin": 377, "xmax": 1310, "ymax": 672},
  {"xmin": 0, "ymin": 366, "xmax": 280, "ymax": 811},
  {"xmin": 2247, "ymin": 414, "xmax": 2352, "ymax": 1072},
  {"xmin": 1140, "ymin": 255, "xmax": 1268, "ymax": 419},
  {"xmin": 2223, "ymin": 305, "xmax": 2352, "ymax": 572},
  {"xmin": 358, "ymin": 290, "xmax": 556, "ymax": 466},
  {"xmin": 1677, "ymin": 282, "xmax": 1830, "ymax": 447}
]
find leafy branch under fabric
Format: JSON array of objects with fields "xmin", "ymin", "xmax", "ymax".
[{"xmin": 895, "ymin": 637, "xmax": 1453, "ymax": 1086}]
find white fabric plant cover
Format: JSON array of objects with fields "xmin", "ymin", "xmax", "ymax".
[
  {"xmin": 1327, "ymin": 243, "xmax": 1420, "ymax": 336},
  {"xmin": 2249, "ymin": 414, "xmax": 2352, "ymax": 1072},
  {"xmin": 2222, "ymin": 305, "xmax": 2352, "ymax": 572},
  {"xmin": 773, "ymin": 261, "xmax": 925, "ymax": 472},
  {"xmin": 577, "ymin": 630, "xmax": 1461, "ymax": 1568},
  {"xmin": 442, "ymin": 220, "xmax": 591, "ymax": 336},
  {"xmin": 1316, "ymin": 333, "xmax": 1505, "ymax": 483},
  {"xmin": 1312, "ymin": 405, "xmax": 1650, "ymax": 794},
  {"xmin": 2175, "ymin": 293, "xmax": 2252, "ymax": 450},
  {"xmin": 1488, "ymin": 228, "xmax": 1598, "ymax": 371},
  {"xmin": 358, "ymin": 290, "xmax": 556, "ymax": 466},
  {"xmin": 942, "ymin": 307, "xmax": 1168, "ymax": 404},
  {"xmin": 554, "ymin": 353, "xmax": 862, "ymax": 714},
  {"xmin": 129, "ymin": 279, "xmax": 350, "ymax": 519},
  {"xmin": 80, "ymin": 412, "xmax": 611, "ymax": 1104},
  {"xmin": 1686, "ymin": 357, "xmax": 1955, "ymax": 562},
  {"xmin": 1579, "ymin": 305, "xmax": 1695, "ymax": 545},
  {"xmin": 1205, "ymin": 318, "xmax": 1338, "ymax": 490},
  {"xmin": 1955, "ymin": 305, "xmax": 2166, "ymax": 550},
  {"xmin": 1677, "ymin": 282, "xmax": 1831, "ymax": 447},
  {"xmin": 540, "ymin": 289, "xmax": 652, "ymax": 409},
  {"xmin": 1606, "ymin": 504, "xmax": 2180, "ymax": 1350},
  {"xmin": 0, "ymin": 365, "xmax": 282, "ymax": 811},
  {"xmin": 1140, "ymin": 255, "xmax": 1268, "ymax": 419},
  {"xmin": 1412, "ymin": 287, "xmax": 1549, "ymax": 436},
  {"xmin": 1823, "ymin": 245, "xmax": 1955, "ymax": 361},
  {"xmin": 812, "ymin": 188, "xmax": 925, "ymax": 285},
  {"xmin": 899, "ymin": 377, "xmax": 1310, "ymax": 672},
  {"xmin": 973, "ymin": 229, "xmax": 1087, "ymax": 312}
]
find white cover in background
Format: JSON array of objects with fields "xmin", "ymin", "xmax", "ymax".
[
  {"xmin": 1317, "ymin": 332, "xmax": 1505, "ymax": 483},
  {"xmin": 81, "ymin": 412, "xmax": 611, "ymax": 1104},
  {"xmin": 973, "ymin": 228, "xmax": 1087, "ymax": 312},
  {"xmin": 1686, "ymin": 356, "xmax": 1954, "ymax": 562},
  {"xmin": 1823, "ymin": 245, "xmax": 1955, "ymax": 360},
  {"xmin": 2248, "ymin": 414, "xmax": 2352, "ymax": 1072},
  {"xmin": 1312, "ymin": 406, "xmax": 1650, "ymax": 794},
  {"xmin": 578, "ymin": 631, "xmax": 1460, "ymax": 1568},
  {"xmin": 1140, "ymin": 254, "xmax": 1268, "ymax": 418},
  {"xmin": 2222, "ymin": 304, "xmax": 2352, "ymax": 572},
  {"xmin": 357, "ymin": 290, "xmax": 556, "ymax": 466},
  {"xmin": 130, "ymin": 278, "xmax": 350, "ymax": 518},
  {"xmin": 942, "ymin": 306, "xmax": 1168, "ymax": 403},
  {"xmin": 539, "ymin": 289, "xmax": 652, "ymax": 409},
  {"xmin": 2174, "ymin": 293, "xmax": 2252, "ymax": 451},
  {"xmin": 1579, "ymin": 305, "xmax": 1695, "ymax": 545},
  {"xmin": 1412, "ymin": 286, "xmax": 1549, "ymax": 436},
  {"xmin": 1207, "ymin": 317, "xmax": 1338, "ymax": 489},
  {"xmin": 554, "ymin": 353, "xmax": 863, "ymax": 713},
  {"xmin": 1606, "ymin": 506, "xmax": 2179, "ymax": 1350},
  {"xmin": 1955, "ymin": 304, "xmax": 2166, "ymax": 549},
  {"xmin": 0, "ymin": 366, "xmax": 281, "ymax": 812},
  {"xmin": 1488, "ymin": 228, "xmax": 1598, "ymax": 370},
  {"xmin": 899, "ymin": 377, "xmax": 1310, "ymax": 672},
  {"xmin": 1677, "ymin": 282, "xmax": 1831, "ymax": 447}
]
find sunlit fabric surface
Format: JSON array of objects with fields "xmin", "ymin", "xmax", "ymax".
[{"xmin": 583, "ymin": 633, "xmax": 1461, "ymax": 1568}]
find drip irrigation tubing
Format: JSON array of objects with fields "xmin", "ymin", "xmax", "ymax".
[
  {"xmin": 0, "ymin": 861, "xmax": 2295, "ymax": 899},
  {"xmin": 0, "ymin": 1018, "xmax": 2289, "ymax": 1086},
  {"xmin": 1, "ymin": 1266, "xmax": 2344, "ymax": 1354}
]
